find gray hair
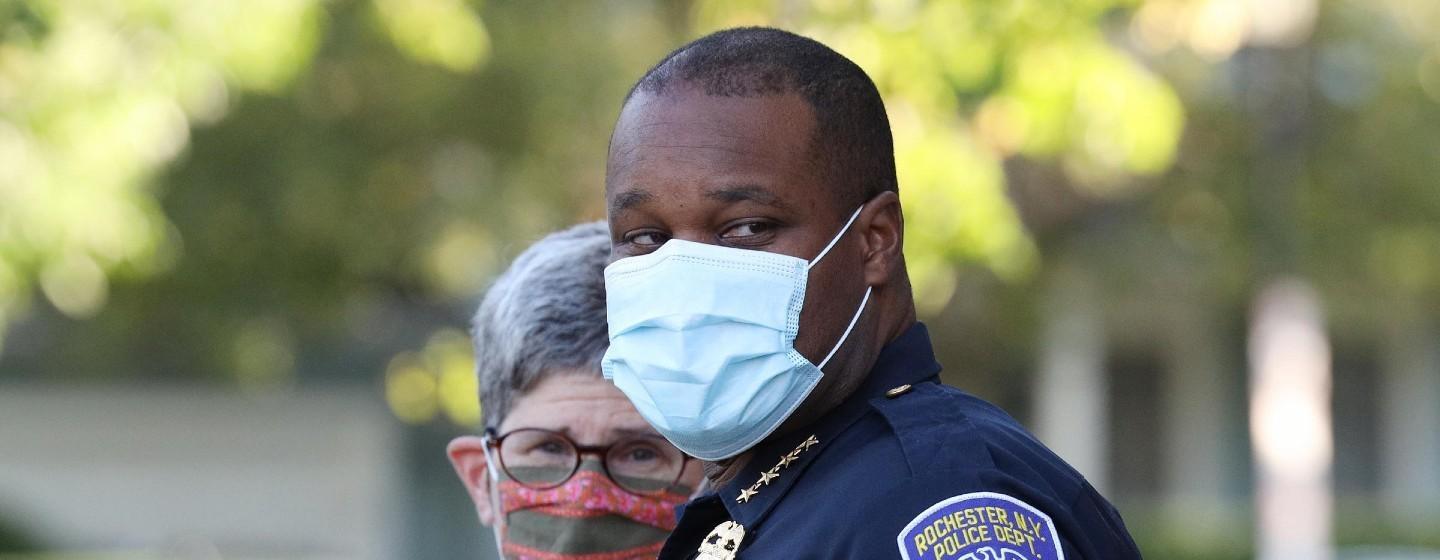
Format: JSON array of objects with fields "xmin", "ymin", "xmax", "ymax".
[{"xmin": 472, "ymin": 221, "xmax": 611, "ymax": 429}]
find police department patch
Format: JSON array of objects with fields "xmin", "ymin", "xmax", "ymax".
[{"xmin": 897, "ymin": 492, "xmax": 1064, "ymax": 560}]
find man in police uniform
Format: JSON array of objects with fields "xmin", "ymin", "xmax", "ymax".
[{"xmin": 601, "ymin": 27, "xmax": 1143, "ymax": 559}]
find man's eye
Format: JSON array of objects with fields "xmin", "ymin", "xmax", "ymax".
[
  {"xmin": 721, "ymin": 221, "xmax": 773, "ymax": 239},
  {"xmin": 627, "ymin": 231, "xmax": 669, "ymax": 247}
]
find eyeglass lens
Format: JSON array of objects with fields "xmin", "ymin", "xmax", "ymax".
[{"xmin": 496, "ymin": 428, "xmax": 685, "ymax": 494}]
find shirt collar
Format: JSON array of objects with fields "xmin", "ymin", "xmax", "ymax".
[
  {"xmin": 710, "ymin": 321, "xmax": 943, "ymax": 528},
  {"xmin": 851, "ymin": 321, "xmax": 943, "ymax": 398}
]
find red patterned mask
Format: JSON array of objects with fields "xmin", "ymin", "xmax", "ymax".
[{"xmin": 496, "ymin": 466, "xmax": 690, "ymax": 560}]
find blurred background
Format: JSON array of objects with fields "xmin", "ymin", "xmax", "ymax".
[{"xmin": 1, "ymin": 0, "xmax": 1438, "ymax": 558}]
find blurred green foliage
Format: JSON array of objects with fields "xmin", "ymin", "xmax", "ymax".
[
  {"xmin": 0, "ymin": 0, "xmax": 686, "ymax": 381},
  {"xmin": 0, "ymin": 0, "xmax": 1435, "ymax": 434},
  {"xmin": 0, "ymin": 517, "xmax": 35, "ymax": 554},
  {"xmin": 1, "ymin": 0, "xmax": 1188, "ymax": 379},
  {"xmin": 695, "ymin": 0, "xmax": 1185, "ymax": 311},
  {"xmin": 0, "ymin": 0, "xmax": 327, "ymax": 349},
  {"xmin": 3, "ymin": 1, "xmax": 1440, "ymax": 558},
  {"xmin": 6, "ymin": 0, "xmax": 1434, "ymax": 393}
]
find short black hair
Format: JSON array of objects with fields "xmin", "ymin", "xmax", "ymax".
[{"xmin": 623, "ymin": 27, "xmax": 897, "ymax": 211}]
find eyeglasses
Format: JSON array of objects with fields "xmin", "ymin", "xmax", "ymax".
[{"xmin": 482, "ymin": 427, "xmax": 690, "ymax": 496}]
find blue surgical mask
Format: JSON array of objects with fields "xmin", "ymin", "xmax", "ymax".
[{"xmin": 601, "ymin": 206, "xmax": 871, "ymax": 460}]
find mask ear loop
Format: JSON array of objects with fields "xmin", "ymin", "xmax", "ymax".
[
  {"xmin": 805, "ymin": 203, "xmax": 872, "ymax": 370},
  {"xmin": 806, "ymin": 204, "xmax": 867, "ymax": 270},
  {"xmin": 481, "ymin": 430, "xmax": 502, "ymax": 483},
  {"xmin": 818, "ymin": 286, "xmax": 871, "ymax": 370},
  {"xmin": 480, "ymin": 429, "xmax": 508, "ymax": 555}
]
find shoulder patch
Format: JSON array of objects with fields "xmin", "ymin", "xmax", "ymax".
[{"xmin": 897, "ymin": 492, "xmax": 1064, "ymax": 560}]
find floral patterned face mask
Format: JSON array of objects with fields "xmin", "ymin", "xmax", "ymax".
[{"xmin": 495, "ymin": 462, "xmax": 691, "ymax": 560}]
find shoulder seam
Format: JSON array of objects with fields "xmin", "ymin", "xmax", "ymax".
[{"xmin": 869, "ymin": 384, "xmax": 994, "ymax": 475}]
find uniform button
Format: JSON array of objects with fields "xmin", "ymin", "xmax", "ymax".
[{"xmin": 885, "ymin": 384, "xmax": 912, "ymax": 398}]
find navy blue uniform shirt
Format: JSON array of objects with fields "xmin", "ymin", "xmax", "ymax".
[{"xmin": 659, "ymin": 323, "xmax": 1142, "ymax": 559}]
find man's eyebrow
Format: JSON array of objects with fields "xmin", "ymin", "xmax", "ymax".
[
  {"xmin": 609, "ymin": 189, "xmax": 654, "ymax": 212},
  {"xmin": 704, "ymin": 184, "xmax": 791, "ymax": 209}
]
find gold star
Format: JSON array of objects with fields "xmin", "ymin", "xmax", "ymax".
[
  {"xmin": 758, "ymin": 469, "xmax": 778, "ymax": 485},
  {"xmin": 737, "ymin": 487, "xmax": 758, "ymax": 503}
]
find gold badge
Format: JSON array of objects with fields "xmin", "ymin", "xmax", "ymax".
[{"xmin": 697, "ymin": 520, "xmax": 746, "ymax": 560}]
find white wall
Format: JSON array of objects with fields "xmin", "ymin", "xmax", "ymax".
[{"xmin": 0, "ymin": 385, "xmax": 403, "ymax": 560}]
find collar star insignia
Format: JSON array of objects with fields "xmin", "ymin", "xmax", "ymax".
[{"xmin": 733, "ymin": 434, "xmax": 819, "ymax": 505}]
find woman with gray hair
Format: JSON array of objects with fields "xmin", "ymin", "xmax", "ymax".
[{"xmin": 447, "ymin": 221, "xmax": 702, "ymax": 560}]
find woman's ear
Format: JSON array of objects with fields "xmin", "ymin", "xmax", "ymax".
[{"xmin": 447, "ymin": 436, "xmax": 497, "ymax": 525}]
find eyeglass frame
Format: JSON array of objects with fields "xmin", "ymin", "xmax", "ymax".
[{"xmin": 481, "ymin": 426, "xmax": 692, "ymax": 497}]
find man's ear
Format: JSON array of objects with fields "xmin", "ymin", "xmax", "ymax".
[
  {"xmin": 859, "ymin": 191, "xmax": 903, "ymax": 287},
  {"xmin": 447, "ymin": 436, "xmax": 497, "ymax": 526}
]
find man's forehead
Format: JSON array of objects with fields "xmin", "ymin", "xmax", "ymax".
[
  {"xmin": 609, "ymin": 91, "xmax": 814, "ymax": 162},
  {"xmin": 608, "ymin": 183, "xmax": 794, "ymax": 214},
  {"xmin": 606, "ymin": 91, "xmax": 818, "ymax": 205}
]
